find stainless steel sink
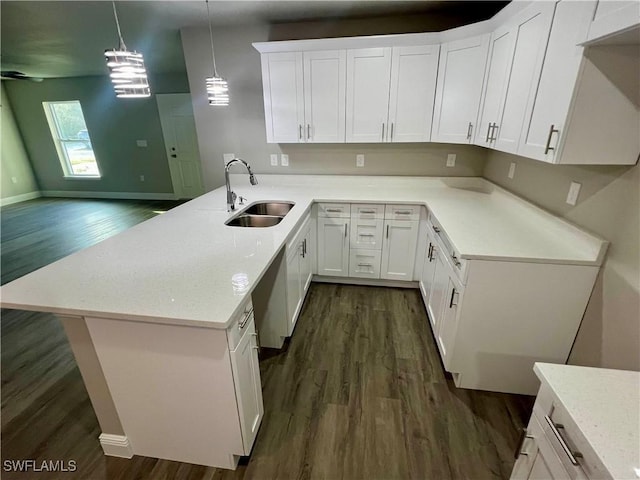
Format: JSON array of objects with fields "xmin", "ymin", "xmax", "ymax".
[
  {"xmin": 243, "ymin": 202, "xmax": 294, "ymax": 216},
  {"xmin": 225, "ymin": 214, "xmax": 284, "ymax": 228}
]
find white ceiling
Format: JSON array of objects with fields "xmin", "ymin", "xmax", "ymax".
[{"xmin": 1, "ymin": 1, "xmax": 508, "ymax": 78}]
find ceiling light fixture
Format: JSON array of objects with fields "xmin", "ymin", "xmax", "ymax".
[
  {"xmin": 205, "ymin": 0, "xmax": 229, "ymax": 106},
  {"xmin": 104, "ymin": 1, "xmax": 150, "ymax": 98}
]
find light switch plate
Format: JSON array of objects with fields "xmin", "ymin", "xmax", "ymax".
[
  {"xmin": 136, "ymin": 140, "xmax": 148, "ymax": 147},
  {"xmin": 139, "ymin": 175, "xmax": 145, "ymax": 182},
  {"xmin": 270, "ymin": 154, "xmax": 278, "ymax": 166},
  {"xmin": 508, "ymin": 162, "xmax": 516, "ymax": 179},
  {"xmin": 281, "ymin": 154, "xmax": 289, "ymax": 166},
  {"xmin": 446, "ymin": 154, "xmax": 456, "ymax": 167},
  {"xmin": 223, "ymin": 153, "xmax": 235, "ymax": 165},
  {"xmin": 356, "ymin": 154, "xmax": 365, "ymax": 167},
  {"xmin": 566, "ymin": 181, "xmax": 581, "ymax": 206}
]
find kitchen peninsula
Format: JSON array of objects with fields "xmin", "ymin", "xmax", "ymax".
[{"xmin": 0, "ymin": 174, "xmax": 607, "ymax": 469}]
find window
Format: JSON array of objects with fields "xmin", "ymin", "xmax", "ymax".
[{"xmin": 43, "ymin": 101, "xmax": 101, "ymax": 177}]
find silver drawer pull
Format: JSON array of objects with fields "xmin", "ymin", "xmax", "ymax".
[
  {"xmin": 514, "ymin": 428, "xmax": 534, "ymax": 459},
  {"xmin": 238, "ymin": 308, "xmax": 253, "ymax": 330},
  {"xmin": 360, "ymin": 210, "xmax": 376, "ymax": 214},
  {"xmin": 395, "ymin": 210, "xmax": 412, "ymax": 215},
  {"xmin": 326, "ymin": 208, "xmax": 342, "ymax": 212},
  {"xmin": 357, "ymin": 263, "xmax": 373, "ymax": 267},
  {"xmin": 451, "ymin": 254, "xmax": 462, "ymax": 267},
  {"xmin": 544, "ymin": 415, "xmax": 582, "ymax": 466},
  {"xmin": 432, "ymin": 225, "xmax": 441, "ymax": 233},
  {"xmin": 359, "ymin": 233, "xmax": 375, "ymax": 237}
]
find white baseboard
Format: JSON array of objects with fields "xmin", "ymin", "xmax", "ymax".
[
  {"xmin": 41, "ymin": 190, "xmax": 177, "ymax": 200},
  {"xmin": 0, "ymin": 191, "xmax": 42, "ymax": 207},
  {"xmin": 312, "ymin": 276, "xmax": 418, "ymax": 289},
  {"xmin": 99, "ymin": 433, "xmax": 134, "ymax": 458}
]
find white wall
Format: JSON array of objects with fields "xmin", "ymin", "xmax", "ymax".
[{"xmin": 180, "ymin": 24, "xmax": 487, "ymax": 191}]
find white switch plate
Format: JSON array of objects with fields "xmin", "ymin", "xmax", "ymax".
[
  {"xmin": 270, "ymin": 154, "xmax": 278, "ymax": 166},
  {"xmin": 508, "ymin": 162, "xmax": 516, "ymax": 179},
  {"xmin": 136, "ymin": 140, "xmax": 148, "ymax": 147},
  {"xmin": 281, "ymin": 154, "xmax": 289, "ymax": 166},
  {"xmin": 139, "ymin": 175, "xmax": 145, "ymax": 182},
  {"xmin": 566, "ymin": 181, "xmax": 581, "ymax": 206},
  {"xmin": 223, "ymin": 153, "xmax": 235, "ymax": 165},
  {"xmin": 356, "ymin": 154, "xmax": 365, "ymax": 167},
  {"xmin": 446, "ymin": 154, "xmax": 456, "ymax": 167}
]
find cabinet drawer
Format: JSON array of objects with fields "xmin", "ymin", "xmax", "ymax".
[
  {"xmin": 384, "ymin": 204, "xmax": 420, "ymax": 221},
  {"xmin": 317, "ymin": 202, "xmax": 350, "ymax": 218},
  {"xmin": 351, "ymin": 218, "xmax": 384, "ymax": 250},
  {"xmin": 351, "ymin": 203, "xmax": 384, "ymax": 219},
  {"xmin": 349, "ymin": 249, "xmax": 381, "ymax": 278},
  {"xmin": 227, "ymin": 299, "xmax": 255, "ymax": 350}
]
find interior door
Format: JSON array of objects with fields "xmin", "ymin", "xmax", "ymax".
[{"xmin": 156, "ymin": 93, "xmax": 204, "ymax": 199}]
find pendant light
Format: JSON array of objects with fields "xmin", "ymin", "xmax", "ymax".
[
  {"xmin": 205, "ymin": 0, "xmax": 229, "ymax": 106},
  {"xmin": 104, "ymin": 1, "xmax": 150, "ymax": 98}
]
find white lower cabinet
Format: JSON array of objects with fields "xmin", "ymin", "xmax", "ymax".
[
  {"xmin": 229, "ymin": 317, "xmax": 264, "ymax": 455},
  {"xmin": 286, "ymin": 216, "xmax": 313, "ymax": 334},
  {"xmin": 317, "ymin": 217, "xmax": 350, "ymax": 277},
  {"xmin": 380, "ymin": 219, "xmax": 419, "ymax": 281},
  {"xmin": 349, "ymin": 249, "xmax": 381, "ymax": 278}
]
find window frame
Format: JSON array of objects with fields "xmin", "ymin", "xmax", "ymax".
[{"xmin": 42, "ymin": 100, "xmax": 102, "ymax": 179}]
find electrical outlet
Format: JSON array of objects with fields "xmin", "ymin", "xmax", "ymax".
[
  {"xmin": 446, "ymin": 154, "xmax": 456, "ymax": 167},
  {"xmin": 270, "ymin": 154, "xmax": 278, "ymax": 166},
  {"xmin": 139, "ymin": 175, "xmax": 145, "ymax": 182},
  {"xmin": 10, "ymin": 176, "xmax": 17, "ymax": 184},
  {"xmin": 281, "ymin": 154, "xmax": 289, "ymax": 166},
  {"xmin": 136, "ymin": 140, "xmax": 148, "ymax": 147},
  {"xmin": 356, "ymin": 154, "xmax": 365, "ymax": 167},
  {"xmin": 223, "ymin": 153, "xmax": 235, "ymax": 165},
  {"xmin": 566, "ymin": 181, "xmax": 581, "ymax": 206},
  {"xmin": 508, "ymin": 162, "xmax": 516, "ymax": 179}
]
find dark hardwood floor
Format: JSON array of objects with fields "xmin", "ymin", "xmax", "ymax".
[{"xmin": 1, "ymin": 198, "xmax": 534, "ymax": 480}]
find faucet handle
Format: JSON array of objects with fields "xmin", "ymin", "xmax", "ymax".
[{"xmin": 238, "ymin": 196, "xmax": 247, "ymax": 205}]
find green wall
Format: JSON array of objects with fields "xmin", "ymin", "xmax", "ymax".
[
  {"xmin": 4, "ymin": 72, "xmax": 189, "ymax": 195},
  {"xmin": 1, "ymin": 82, "xmax": 40, "ymax": 201}
]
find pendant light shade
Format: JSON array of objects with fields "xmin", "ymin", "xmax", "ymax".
[
  {"xmin": 104, "ymin": 2, "xmax": 150, "ymax": 98},
  {"xmin": 206, "ymin": 0, "xmax": 229, "ymax": 106}
]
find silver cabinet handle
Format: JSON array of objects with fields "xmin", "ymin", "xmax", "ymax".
[
  {"xmin": 466, "ymin": 122, "xmax": 473, "ymax": 140},
  {"xmin": 307, "ymin": 124, "xmax": 311, "ymax": 140},
  {"xmin": 358, "ymin": 233, "xmax": 375, "ymax": 237},
  {"xmin": 544, "ymin": 415, "xmax": 582, "ymax": 466},
  {"xmin": 238, "ymin": 308, "xmax": 253, "ymax": 330},
  {"xmin": 303, "ymin": 238, "xmax": 307, "ymax": 257},
  {"xmin": 544, "ymin": 124, "xmax": 559, "ymax": 154},
  {"xmin": 360, "ymin": 210, "xmax": 376, "ymax": 214},
  {"xmin": 390, "ymin": 123, "xmax": 394, "ymax": 141},
  {"xmin": 485, "ymin": 122, "xmax": 493, "ymax": 142},
  {"xmin": 326, "ymin": 208, "xmax": 342, "ymax": 212},
  {"xmin": 427, "ymin": 243, "xmax": 433, "ymax": 261},
  {"xmin": 381, "ymin": 123, "xmax": 385, "ymax": 141},
  {"xmin": 449, "ymin": 288, "xmax": 457, "ymax": 308},
  {"xmin": 490, "ymin": 123, "xmax": 499, "ymax": 141},
  {"xmin": 299, "ymin": 124, "xmax": 303, "ymax": 140},
  {"xmin": 344, "ymin": 223, "xmax": 347, "ymax": 238},
  {"xmin": 357, "ymin": 263, "xmax": 373, "ymax": 267},
  {"xmin": 432, "ymin": 225, "xmax": 441, "ymax": 234},
  {"xmin": 386, "ymin": 224, "xmax": 389, "ymax": 239},
  {"xmin": 395, "ymin": 210, "xmax": 412, "ymax": 215},
  {"xmin": 514, "ymin": 428, "xmax": 535, "ymax": 459},
  {"xmin": 451, "ymin": 254, "xmax": 461, "ymax": 268}
]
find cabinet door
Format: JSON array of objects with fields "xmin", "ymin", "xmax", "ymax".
[
  {"xmin": 437, "ymin": 277, "xmax": 461, "ymax": 369},
  {"xmin": 475, "ymin": 25, "xmax": 516, "ymax": 147},
  {"xmin": 261, "ymin": 52, "xmax": 304, "ymax": 143},
  {"xmin": 427, "ymin": 246, "xmax": 449, "ymax": 333},
  {"xmin": 345, "ymin": 48, "xmax": 392, "ymax": 142},
  {"xmin": 317, "ymin": 217, "xmax": 350, "ymax": 277},
  {"xmin": 380, "ymin": 220, "xmax": 419, "ymax": 281},
  {"xmin": 300, "ymin": 230, "xmax": 313, "ymax": 293},
  {"xmin": 388, "ymin": 45, "xmax": 439, "ymax": 142},
  {"xmin": 431, "ymin": 34, "xmax": 490, "ymax": 144},
  {"xmin": 493, "ymin": 2, "xmax": 555, "ymax": 154},
  {"xmin": 420, "ymin": 237, "xmax": 438, "ymax": 326},
  {"xmin": 230, "ymin": 321, "xmax": 264, "ymax": 455},
  {"xmin": 587, "ymin": 0, "xmax": 640, "ymax": 43},
  {"xmin": 303, "ymin": 50, "xmax": 346, "ymax": 143},
  {"xmin": 286, "ymin": 243, "xmax": 303, "ymax": 333},
  {"xmin": 517, "ymin": 1, "xmax": 595, "ymax": 162},
  {"xmin": 350, "ymin": 218, "xmax": 384, "ymax": 250}
]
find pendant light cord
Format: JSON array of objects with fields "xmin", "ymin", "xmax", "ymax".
[
  {"xmin": 206, "ymin": 0, "xmax": 219, "ymax": 77},
  {"xmin": 111, "ymin": 1, "xmax": 127, "ymax": 50}
]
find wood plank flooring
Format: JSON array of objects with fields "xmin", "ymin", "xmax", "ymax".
[{"xmin": 1, "ymin": 198, "xmax": 534, "ymax": 479}]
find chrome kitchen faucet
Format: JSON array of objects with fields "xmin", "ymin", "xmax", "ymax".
[{"xmin": 225, "ymin": 158, "xmax": 258, "ymax": 211}]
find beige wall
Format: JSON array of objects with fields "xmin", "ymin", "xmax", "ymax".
[
  {"xmin": 181, "ymin": 23, "xmax": 486, "ymax": 191},
  {"xmin": 1, "ymin": 81, "xmax": 39, "ymax": 201},
  {"xmin": 484, "ymin": 151, "xmax": 640, "ymax": 371}
]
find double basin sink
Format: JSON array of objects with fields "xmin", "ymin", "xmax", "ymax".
[{"xmin": 225, "ymin": 202, "xmax": 295, "ymax": 227}]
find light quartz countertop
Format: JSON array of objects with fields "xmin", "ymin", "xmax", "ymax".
[
  {"xmin": 0, "ymin": 175, "xmax": 607, "ymax": 329},
  {"xmin": 534, "ymin": 363, "xmax": 640, "ymax": 480}
]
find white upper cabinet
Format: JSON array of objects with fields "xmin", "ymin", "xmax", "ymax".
[
  {"xmin": 586, "ymin": 0, "xmax": 640, "ymax": 43},
  {"xmin": 345, "ymin": 48, "xmax": 393, "ymax": 142},
  {"xmin": 388, "ymin": 45, "xmax": 439, "ymax": 142},
  {"xmin": 261, "ymin": 50, "xmax": 345, "ymax": 143},
  {"xmin": 261, "ymin": 52, "xmax": 305, "ymax": 143},
  {"xmin": 475, "ymin": 25, "xmax": 515, "ymax": 147},
  {"xmin": 517, "ymin": 1, "xmax": 595, "ymax": 162},
  {"xmin": 431, "ymin": 34, "xmax": 490, "ymax": 144},
  {"xmin": 303, "ymin": 50, "xmax": 346, "ymax": 143},
  {"xmin": 492, "ymin": 2, "xmax": 555, "ymax": 154}
]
